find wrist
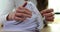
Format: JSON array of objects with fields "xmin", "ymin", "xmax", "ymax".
[{"xmin": 6, "ymin": 14, "xmax": 13, "ymax": 21}]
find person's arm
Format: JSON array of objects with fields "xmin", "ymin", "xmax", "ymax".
[{"xmin": 0, "ymin": 0, "xmax": 15, "ymax": 24}]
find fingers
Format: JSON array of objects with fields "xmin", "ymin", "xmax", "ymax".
[
  {"xmin": 44, "ymin": 12, "xmax": 54, "ymax": 21},
  {"xmin": 40, "ymin": 9, "xmax": 54, "ymax": 21},
  {"xmin": 23, "ymin": 8, "xmax": 32, "ymax": 15},
  {"xmin": 14, "ymin": 16, "xmax": 26, "ymax": 21},
  {"xmin": 41, "ymin": 9, "xmax": 53, "ymax": 14},
  {"xmin": 14, "ymin": 6, "xmax": 32, "ymax": 21},
  {"xmin": 15, "ymin": 13, "xmax": 31, "ymax": 18},
  {"xmin": 16, "ymin": 7, "xmax": 32, "ymax": 16},
  {"xmin": 13, "ymin": 2, "xmax": 32, "ymax": 21},
  {"xmin": 43, "ymin": 13, "xmax": 54, "ymax": 17},
  {"xmin": 45, "ymin": 16, "xmax": 54, "ymax": 21}
]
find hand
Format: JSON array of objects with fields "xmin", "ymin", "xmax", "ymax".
[
  {"xmin": 40, "ymin": 9, "xmax": 54, "ymax": 21},
  {"xmin": 7, "ymin": 2, "xmax": 32, "ymax": 21}
]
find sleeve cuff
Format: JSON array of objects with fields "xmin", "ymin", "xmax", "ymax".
[{"xmin": 0, "ymin": 14, "xmax": 9, "ymax": 24}]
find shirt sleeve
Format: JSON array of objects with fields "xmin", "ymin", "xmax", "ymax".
[{"xmin": 0, "ymin": 0, "xmax": 15, "ymax": 24}]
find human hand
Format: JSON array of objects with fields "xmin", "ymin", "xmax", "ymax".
[{"xmin": 40, "ymin": 9, "xmax": 54, "ymax": 21}]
